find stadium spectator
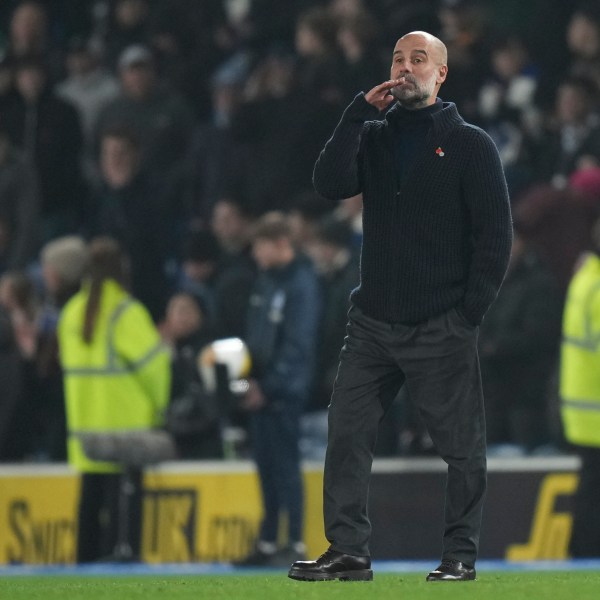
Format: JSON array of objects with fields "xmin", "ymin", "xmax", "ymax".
[
  {"xmin": 56, "ymin": 36, "xmax": 120, "ymax": 177},
  {"xmin": 513, "ymin": 184, "xmax": 595, "ymax": 292},
  {"xmin": 182, "ymin": 55, "xmax": 248, "ymax": 224},
  {"xmin": 175, "ymin": 229, "xmax": 221, "ymax": 327},
  {"xmin": 0, "ymin": 270, "xmax": 38, "ymax": 360},
  {"xmin": 161, "ymin": 290, "xmax": 221, "ymax": 459},
  {"xmin": 102, "ymin": 0, "xmax": 151, "ymax": 71},
  {"xmin": 0, "ymin": 53, "xmax": 18, "ymax": 114},
  {"xmin": 210, "ymin": 197, "xmax": 257, "ymax": 339},
  {"xmin": 31, "ymin": 235, "xmax": 89, "ymax": 462},
  {"xmin": 301, "ymin": 216, "xmax": 358, "ymax": 460},
  {"xmin": 4, "ymin": 1, "xmax": 62, "ymax": 81},
  {"xmin": 477, "ymin": 36, "xmax": 539, "ymax": 167},
  {"xmin": 94, "ymin": 43, "xmax": 196, "ymax": 175},
  {"xmin": 147, "ymin": 0, "xmax": 226, "ymax": 121},
  {"xmin": 287, "ymin": 191, "xmax": 336, "ymax": 254},
  {"xmin": 239, "ymin": 212, "xmax": 321, "ymax": 567},
  {"xmin": 479, "ymin": 231, "xmax": 563, "ymax": 454},
  {"xmin": 229, "ymin": 50, "xmax": 339, "ymax": 213},
  {"xmin": 88, "ymin": 125, "xmax": 170, "ymax": 320},
  {"xmin": 0, "ymin": 123, "xmax": 39, "ymax": 271},
  {"xmin": 0, "ymin": 302, "xmax": 24, "ymax": 462},
  {"xmin": 336, "ymin": 10, "xmax": 387, "ymax": 102},
  {"xmin": 295, "ymin": 6, "xmax": 344, "ymax": 104},
  {"xmin": 567, "ymin": 2, "xmax": 600, "ymax": 91},
  {"xmin": 4, "ymin": 57, "xmax": 84, "ymax": 241},
  {"xmin": 436, "ymin": 0, "xmax": 491, "ymax": 120},
  {"xmin": 0, "ymin": 269, "xmax": 33, "ymax": 460},
  {"xmin": 526, "ymin": 76, "xmax": 600, "ymax": 188}
]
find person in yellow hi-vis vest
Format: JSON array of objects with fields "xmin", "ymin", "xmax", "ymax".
[
  {"xmin": 560, "ymin": 226, "xmax": 600, "ymax": 558},
  {"xmin": 58, "ymin": 237, "xmax": 170, "ymax": 563}
]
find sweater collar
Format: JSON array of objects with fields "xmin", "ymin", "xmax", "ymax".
[{"xmin": 385, "ymin": 97, "xmax": 463, "ymax": 133}]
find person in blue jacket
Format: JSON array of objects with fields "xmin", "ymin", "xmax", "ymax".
[{"xmin": 239, "ymin": 211, "xmax": 321, "ymax": 567}]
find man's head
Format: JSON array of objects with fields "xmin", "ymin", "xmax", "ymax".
[
  {"xmin": 164, "ymin": 292, "xmax": 204, "ymax": 341},
  {"xmin": 10, "ymin": 1, "xmax": 47, "ymax": 52},
  {"xmin": 118, "ymin": 44, "xmax": 156, "ymax": 101},
  {"xmin": 182, "ymin": 230, "xmax": 221, "ymax": 283},
  {"xmin": 41, "ymin": 235, "xmax": 89, "ymax": 295},
  {"xmin": 99, "ymin": 126, "xmax": 141, "ymax": 189},
  {"xmin": 306, "ymin": 216, "xmax": 353, "ymax": 275},
  {"xmin": 556, "ymin": 77, "xmax": 598, "ymax": 126},
  {"xmin": 251, "ymin": 212, "xmax": 295, "ymax": 271},
  {"xmin": 14, "ymin": 58, "xmax": 47, "ymax": 104},
  {"xmin": 389, "ymin": 31, "xmax": 448, "ymax": 109},
  {"xmin": 211, "ymin": 198, "xmax": 253, "ymax": 254}
]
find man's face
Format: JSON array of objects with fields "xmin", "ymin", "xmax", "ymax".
[
  {"xmin": 120, "ymin": 63, "xmax": 155, "ymax": 100},
  {"xmin": 389, "ymin": 34, "xmax": 447, "ymax": 108},
  {"xmin": 557, "ymin": 84, "xmax": 589, "ymax": 125},
  {"xmin": 100, "ymin": 135, "xmax": 139, "ymax": 189},
  {"xmin": 211, "ymin": 201, "xmax": 246, "ymax": 245},
  {"xmin": 252, "ymin": 238, "xmax": 284, "ymax": 270}
]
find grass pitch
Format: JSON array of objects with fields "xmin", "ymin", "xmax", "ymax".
[{"xmin": 1, "ymin": 571, "xmax": 599, "ymax": 600}]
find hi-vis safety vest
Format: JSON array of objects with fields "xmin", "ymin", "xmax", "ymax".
[
  {"xmin": 560, "ymin": 253, "xmax": 600, "ymax": 448},
  {"xmin": 58, "ymin": 278, "xmax": 171, "ymax": 472}
]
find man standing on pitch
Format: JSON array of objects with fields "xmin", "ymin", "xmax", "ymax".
[{"xmin": 289, "ymin": 31, "xmax": 512, "ymax": 582}]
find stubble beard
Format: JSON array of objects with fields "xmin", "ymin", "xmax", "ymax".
[{"xmin": 391, "ymin": 72, "xmax": 438, "ymax": 110}]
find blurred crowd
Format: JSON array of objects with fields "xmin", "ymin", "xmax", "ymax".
[{"xmin": 1, "ymin": 0, "xmax": 600, "ymax": 463}]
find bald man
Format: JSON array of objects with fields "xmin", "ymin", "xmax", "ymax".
[{"xmin": 288, "ymin": 32, "xmax": 513, "ymax": 582}]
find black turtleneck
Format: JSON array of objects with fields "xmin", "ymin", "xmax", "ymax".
[
  {"xmin": 393, "ymin": 99, "xmax": 443, "ymax": 186},
  {"xmin": 313, "ymin": 92, "xmax": 513, "ymax": 326}
]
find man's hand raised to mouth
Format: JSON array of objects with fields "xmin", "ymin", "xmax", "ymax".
[{"xmin": 364, "ymin": 78, "xmax": 404, "ymax": 111}]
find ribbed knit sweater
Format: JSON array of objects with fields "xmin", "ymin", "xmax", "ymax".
[{"xmin": 313, "ymin": 93, "xmax": 513, "ymax": 325}]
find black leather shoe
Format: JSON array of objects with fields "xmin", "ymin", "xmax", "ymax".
[
  {"xmin": 288, "ymin": 548, "xmax": 373, "ymax": 581},
  {"xmin": 426, "ymin": 559, "xmax": 476, "ymax": 581}
]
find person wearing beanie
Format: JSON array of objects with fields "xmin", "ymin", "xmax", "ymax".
[{"xmin": 289, "ymin": 31, "xmax": 512, "ymax": 583}]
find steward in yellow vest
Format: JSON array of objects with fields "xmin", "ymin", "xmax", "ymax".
[
  {"xmin": 560, "ymin": 253, "xmax": 600, "ymax": 448},
  {"xmin": 560, "ymin": 248, "xmax": 600, "ymax": 557},
  {"xmin": 57, "ymin": 237, "xmax": 170, "ymax": 562}
]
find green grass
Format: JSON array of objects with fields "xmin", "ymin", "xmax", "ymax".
[{"xmin": 1, "ymin": 572, "xmax": 599, "ymax": 600}]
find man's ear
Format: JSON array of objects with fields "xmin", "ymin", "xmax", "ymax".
[{"xmin": 437, "ymin": 64, "xmax": 448, "ymax": 84}]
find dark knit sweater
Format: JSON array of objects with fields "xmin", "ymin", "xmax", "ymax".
[
  {"xmin": 394, "ymin": 99, "xmax": 442, "ymax": 186},
  {"xmin": 313, "ymin": 93, "xmax": 513, "ymax": 325}
]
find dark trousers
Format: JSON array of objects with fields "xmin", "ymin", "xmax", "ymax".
[
  {"xmin": 76, "ymin": 471, "xmax": 143, "ymax": 563},
  {"xmin": 570, "ymin": 447, "xmax": 600, "ymax": 557},
  {"xmin": 324, "ymin": 304, "xmax": 486, "ymax": 565},
  {"xmin": 251, "ymin": 404, "xmax": 304, "ymax": 544}
]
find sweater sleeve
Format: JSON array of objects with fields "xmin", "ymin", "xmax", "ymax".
[
  {"xmin": 313, "ymin": 92, "xmax": 380, "ymax": 200},
  {"xmin": 460, "ymin": 128, "xmax": 513, "ymax": 325}
]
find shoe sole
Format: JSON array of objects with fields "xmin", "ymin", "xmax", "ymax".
[
  {"xmin": 288, "ymin": 569, "xmax": 373, "ymax": 582},
  {"xmin": 426, "ymin": 574, "xmax": 477, "ymax": 582}
]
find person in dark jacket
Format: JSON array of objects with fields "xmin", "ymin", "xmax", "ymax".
[
  {"xmin": 4, "ymin": 58, "xmax": 84, "ymax": 241},
  {"xmin": 239, "ymin": 212, "xmax": 321, "ymax": 567},
  {"xmin": 88, "ymin": 125, "xmax": 170, "ymax": 320},
  {"xmin": 305, "ymin": 215, "xmax": 359, "ymax": 414},
  {"xmin": 289, "ymin": 31, "xmax": 512, "ymax": 583},
  {"xmin": 479, "ymin": 232, "xmax": 563, "ymax": 453},
  {"xmin": 0, "ymin": 125, "xmax": 39, "ymax": 271},
  {"xmin": 301, "ymin": 216, "xmax": 359, "ymax": 461}
]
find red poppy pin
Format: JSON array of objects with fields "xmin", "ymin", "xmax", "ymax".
[{"xmin": 435, "ymin": 147, "xmax": 445, "ymax": 157}]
